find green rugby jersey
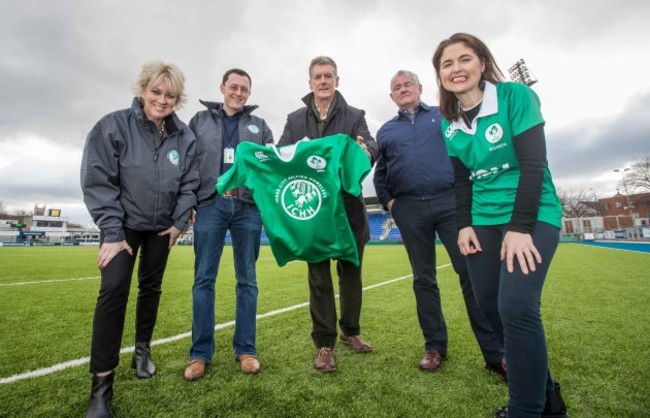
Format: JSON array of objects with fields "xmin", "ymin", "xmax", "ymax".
[
  {"xmin": 217, "ymin": 134, "xmax": 371, "ymax": 266},
  {"xmin": 441, "ymin": 82, "xmax": 562, "ymax": 228}
]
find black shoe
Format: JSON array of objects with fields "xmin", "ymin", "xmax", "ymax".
[
  {"xmin": 485, "ymin": 358, "xmax": 508, "ymax": 381},
  {"xmin": 542, "ymin": 381, "xmax": 568, "ymax": 418},
  {"xmin": 131, "ymin": 342, "xmax": 156, "ymax": 378},
  {"xmin": 86, "ymin": 372, "xmax": 113, "ymax": 418},
  {"xmin": 494, "ymin": 406, "xmax": 508, "ymax": 418},
  {"xmin": 494, "ymin": 383, "xmax": 568, "ymax": 418}
]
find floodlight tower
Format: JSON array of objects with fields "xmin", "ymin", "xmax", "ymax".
[
  {"xmin": 589, "ymin": 188, "xmax": 600, "ymax": 216},
  {"xmin": 613, "ymin": 168, "xmax": 633, "ymax": 216},
  {"xmin": 508, "ymin": 59, "xmax": 538, "ymax": 86}
]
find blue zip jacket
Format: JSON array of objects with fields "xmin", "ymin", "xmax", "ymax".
[{"xmin": 373, "ymin": 102, "xmax": 454, "ymax": 210}]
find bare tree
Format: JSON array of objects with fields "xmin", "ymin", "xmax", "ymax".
[
  {"xmin": 557, "ymin": 188, "xmax": 598, "ymax": 218},
  {"xmin": 626, "ymin": 154, "xmax": 650, "ymax": 192}
]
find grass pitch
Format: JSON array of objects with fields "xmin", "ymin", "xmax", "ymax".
[{"xmin": 0, "ymin": 243, "xmax": 648, "ymax": 417}]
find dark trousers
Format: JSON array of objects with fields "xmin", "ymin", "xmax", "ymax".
[
  {"xmin": 468, "ymin": 222, "xmax": 559, "ymax": 418},
  {"xmin": 308, "ymin": 249, "xmax": 364, "ymax": 348},
  {"xmin": 90, "ymin": 228, "xmax": 170, "ymax": 373},
  {"xmin": 391, "ymin": 198, "xmax": 503, "ymax": 361}
]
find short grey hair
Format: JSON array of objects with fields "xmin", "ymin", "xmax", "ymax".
[
  {"xmin": 390, "ymin": 70, "xmax": 421, "ymax": 90},
  {"xmin": 309, "ymin": 56, "xmax": 338, "ymax": 78}
]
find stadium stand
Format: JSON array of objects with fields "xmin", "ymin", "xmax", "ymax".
[{"xmin": 368, "ymin": 213, "xmax": 401, "ymax": 241}]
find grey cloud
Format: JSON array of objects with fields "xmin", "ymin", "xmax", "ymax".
[
  {"xmin": 1, "ymin": 0, "xmax": 649, "ymax": 221},
  {"xmin": 548, "ymin": 91, "xmax": 650, "ymax": 183}
]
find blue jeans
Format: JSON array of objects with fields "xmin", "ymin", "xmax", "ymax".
[
  {"xmin": 189, "ymin": 196, "xmax": 261, "ymax": 362},
  {"xmin": 467, "ymin": 221, "xmax": 559, "ymax": 418}
]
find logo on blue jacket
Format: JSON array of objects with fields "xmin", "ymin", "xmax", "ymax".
[{"xmin": 167, "ymin": 149, "xmax": 180, "ymax": 165}]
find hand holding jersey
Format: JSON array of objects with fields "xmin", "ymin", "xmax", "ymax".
[{"xmin": 355, "ymin": 135, "xmax": 371, "ymax": 158}]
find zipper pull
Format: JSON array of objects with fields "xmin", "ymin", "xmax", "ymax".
[{"xmin": 154, "ymin": 153, "xmax": 159, "ymax": 161}]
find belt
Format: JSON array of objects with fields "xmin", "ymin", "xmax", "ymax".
[{"xmin": 222, "ymin": 189, "xmax": 239, "ymax": 198}]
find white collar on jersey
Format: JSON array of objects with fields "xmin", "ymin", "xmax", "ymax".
[
  {"xmin": 269, "ymin": 138, "xmax": 311, "ymax": 162},
  {"xmin": 448, "ymin": 81, "xmax": 499, "ymax": 134}
]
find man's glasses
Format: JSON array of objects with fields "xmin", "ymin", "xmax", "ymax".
[
  {"xmin": 391, "ymin": 81, "xmax": 415, "ymax": 92},
  {"xmin": 226, "ymin": 84, "xmax": 250, "ymax": 95}
]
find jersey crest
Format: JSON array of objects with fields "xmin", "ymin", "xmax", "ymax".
[
  {"xmin": 484, "ymin": 123, "xmax": 503, "ymax": 143},
  {"xmin": 279, "ymin": 177, "xmax": 325, "ymax": 220}
]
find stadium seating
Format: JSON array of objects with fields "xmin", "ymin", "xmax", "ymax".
[{"xmin": 368, "ymin": 213, "xmax": 402, "ymax": 241}]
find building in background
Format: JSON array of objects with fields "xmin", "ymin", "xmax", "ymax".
[
  {"xmin": 0, "ymin": 205, "xmax": 99, "ymax": 246},
  {"xmin": 561, "ymin": 192, "xmax": 650, "ymax": 241},
  {"xmin": 2, "ymin": 195, "xmax": 649, "ymax": 246}
]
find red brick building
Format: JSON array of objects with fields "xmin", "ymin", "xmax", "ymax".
[{"xmin": 598, "ymin": 192, "xmax": 650, "ymax": 227}]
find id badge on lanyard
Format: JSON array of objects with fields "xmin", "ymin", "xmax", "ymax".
[{"xmin": 224, "ymin": 147, "xmax": 235, "ymax": 164}]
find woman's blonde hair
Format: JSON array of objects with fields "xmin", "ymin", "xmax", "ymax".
[{"xmin": 133, "ymin": 60, "xmax": 187, "ymax": 109}]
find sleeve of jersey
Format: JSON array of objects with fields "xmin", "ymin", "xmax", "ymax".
[
  {"xmin": 508, "ymin": 124, "xmax": 547, "ymax": 233},
  {"xmin": 440, "ymin": 120, "xmax": 458, "ymax": 158},
  {"xmin": 507, "ymin": 82, "xmax": 545, "ymax": 137},
  {"xmin": 339, "ymin": 135, "xmax": 372, "ymax": 196},
  {"xmin": 216, "ymin": 147, "xmax": 246, "ymax": 194}
]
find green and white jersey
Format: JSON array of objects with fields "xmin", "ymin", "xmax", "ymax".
[
  {"xmin": 217, "ymin": 134, "xmax": 371, "ymax": 267},
  {"xmin": 441, "ymin": 81, "xmax": 562, "ymax": 228}
]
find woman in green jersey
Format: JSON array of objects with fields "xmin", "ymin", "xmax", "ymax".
[{"xmin": 433, "ymin": 33, "xmax": 567, "ymax": 418}]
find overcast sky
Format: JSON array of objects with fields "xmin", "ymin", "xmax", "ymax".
[{"xmin": 1, "ymin": 0, "xmax": 649, "ymax": 225}]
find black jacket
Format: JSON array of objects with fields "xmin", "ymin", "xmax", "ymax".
[{"xmin": 278, "ymin": 91, "xmax": 378, "ymax": 245}]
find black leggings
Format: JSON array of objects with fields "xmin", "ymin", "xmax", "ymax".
[
  {"xmin": 89, "ymin": 228, "xmax": 170, "ymax": 373},
  {"xmin": 467, "ymin": 221, "xmax": 559, "ymax": 417}
]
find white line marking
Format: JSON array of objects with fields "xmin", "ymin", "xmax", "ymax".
[
  {"xmin": 0, "ymin": 264, "xmax": 450, "ymax": 384},
  {"xmin": 0, "ymin": 277, "xmax": 100, "ymax": 287},
  {"xmin": 0, "ymin": 253, "xmax": 92, "ymax": 257}
]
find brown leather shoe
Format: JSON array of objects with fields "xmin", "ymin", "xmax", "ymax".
[
  {"xmin": 314, "ymin": 347, "xmax": 336, "ymax": 372},
  {"xmin": 237, "ymin": 355, "xmax": 260, "ymax": 374},
  {"xmin": 485, "ymin": 358, "xmax": 507, "ymax": 381},
  {"xmin": 184, "ymin": 360, "xmax": 207, "ymax": 381},
  {"xmin": 418, "ymin": 349, "xmax": 447, "ymax": 372},
  {"xmin": 339, "ymin": 334, "xmax": 373, "ymax": 353}
]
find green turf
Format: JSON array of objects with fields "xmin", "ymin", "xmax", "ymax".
[{"xmin": 0, "ymin": 244, "xmax": 648, "ymax": 417}]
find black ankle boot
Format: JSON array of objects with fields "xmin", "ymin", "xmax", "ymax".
[
  {"xmin": 494, "ymin": 382, "xmax": 568, "ymax": 418},
  {"xmin": 542, "ymin": 381, "xmax": 568, "ymax": 417},
  {"xmin": 132, "ymin": 342, "xmax": 156, "ymax": 378},
  {"xmin": 86, "ymin": 372, "xmax": 113, "ymax": 418}
]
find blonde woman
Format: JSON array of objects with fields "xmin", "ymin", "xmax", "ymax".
[{"xmin": 81, "ymin": 60, "xmax": 199, "ymax": 418}]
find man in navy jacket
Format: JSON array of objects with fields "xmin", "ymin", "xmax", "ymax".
[{"xmin": 373, "ymin": 70, "xmax": 506, "ymax": 377}]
